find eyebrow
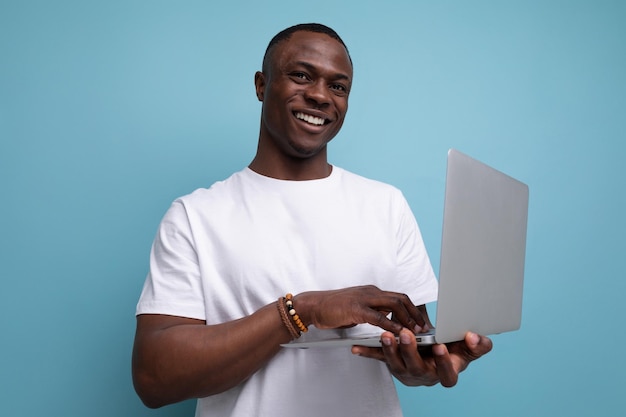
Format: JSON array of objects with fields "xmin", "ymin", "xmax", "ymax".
[{"xmin": 293, "ymin": 61, "xmax": 352, "ymax": 82}]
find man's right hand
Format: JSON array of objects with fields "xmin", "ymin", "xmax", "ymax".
[{"xmin": 294, "ymin": 285, "xmax": 428, "ymax": 334}]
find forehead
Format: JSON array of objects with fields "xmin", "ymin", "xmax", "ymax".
[{"xmin": 269, "ymin": 31, "xmax": 353, "ymax": 78}]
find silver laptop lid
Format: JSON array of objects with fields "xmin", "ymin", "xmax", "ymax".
[{"xmin": 434, "ymin": 149, "xmax": 529, "ymax": 344}]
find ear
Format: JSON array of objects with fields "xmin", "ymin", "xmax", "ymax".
[{"xmin": 254, "ymin": 71, "xmax": 266, "ymax": 102}]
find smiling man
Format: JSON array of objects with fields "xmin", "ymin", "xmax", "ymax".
[
  {"xmin": 132, "ymin": 23, "xmax": 492, "ymax": 417},
  {"xmin": 250, "ymin": 28, "xmax": 352, "ymax": 179}
]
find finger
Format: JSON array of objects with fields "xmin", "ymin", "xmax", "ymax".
[
  {"xmin": 379, "ymin": 331, "xmax": 407, "ymax": 374},
  {"xmin": 385, "ymin": 294, "xmax": 425, "ymax": 331},
  {"xmin": 395, "ymin": 328, "xmax": 428, "ymax": 374},
  {"xmin": 350, "ymin": 329, "xmax": 397, "ymax": 362},
  {"xmin": 358, "ymin": 308, "xmax": 404, "ymax": 334},
  {"xmin": 447, "ymin": 332, "xmax": 494, "ymax": 365},
  {"xmin": 369, "ymin": 294, "xmax": 424, "ymax": 333},
  {"xmin": 465, "ymin": 332, "xmax": 493, "ymax": 358},
  {"xmin": 432, "ymin": 344, "xmax": 459, "ymax": 387},
  {"xmin": 351, "ymin": 345, "xmax": 385, "ymax": 362},
  {"xmin": 416, "ymin": 304, "xmax": 433, "ymax": 331}
]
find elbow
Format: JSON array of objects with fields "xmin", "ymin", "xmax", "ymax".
[
  {"xmin": 141, "ymin": 398, "xmax": 168, "ymax": 410},
  {"xmin": 133, "ymin": 372, "xmax": 168, "ymax": 409},
  {"xmin": 132, "ymin": 345, "xmax": 181, "ymax": 408},
  {"xmin": 140, "ymin": 397, "xmax": 165, "ymax": 410},
  {"xmin": 132, "ymin": 362, "xmax": 179, "ymax": 409}
]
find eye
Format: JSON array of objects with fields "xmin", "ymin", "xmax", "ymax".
[
  {"xmin": 330, "ymin": 83, "xmax": 349, "ymax": 95},
  {"xmin": 290, "ymin": 72, "xmax": 310, "ymax": 82}
]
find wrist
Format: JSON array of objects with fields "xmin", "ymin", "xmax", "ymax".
[
  {"xmin": 276, "ymin": 293, "xmax": 309, "ymax": 339},
  {"xmin": 285, "ymin": 293, "xmax": 308, "ymax": 334},
  {"xmin": 292, "ymin": 292, "xmax": 316, "ymax": 328}
]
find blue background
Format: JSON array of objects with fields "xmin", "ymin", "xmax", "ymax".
[{"xmin": 1, "ymin": 1, "xmax": 624, "ymax": 415}]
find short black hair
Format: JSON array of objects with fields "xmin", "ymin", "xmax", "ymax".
[{"xmin": 261, "ymin": 23, "xmax": 352, "ymax": 73}]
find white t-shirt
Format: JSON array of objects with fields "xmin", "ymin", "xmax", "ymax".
[{"xmin": 137, "ymin": 166, "xmax": 438, "ymax": 417}]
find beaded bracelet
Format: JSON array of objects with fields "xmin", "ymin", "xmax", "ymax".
[
  {"xmin": 285, "ymin": 293, "xmax": 308, "ymax": 334},
  {"xmin": 277, "ymin": 296, "xmax": 300, "ymax": 339}
]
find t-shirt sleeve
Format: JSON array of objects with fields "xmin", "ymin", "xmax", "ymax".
[
  {"xmin": 135, "ymin": 200, "xmax": 206, "ymax": 320},
  {"xmin": 394, "ymin": 191, "xmax": 438, "ymax": 306}
]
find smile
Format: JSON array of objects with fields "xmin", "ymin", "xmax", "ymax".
[{"xmin": 294, "ymin": 112, "xmax": 327, "ymax": 126}]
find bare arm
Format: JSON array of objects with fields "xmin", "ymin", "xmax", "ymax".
[
  {"xmin": 132, "ymin": 285, "xmax": 428, "ymax": 408},
  {"xmin": 132, "ymin": 302, "xmax": 290, "ymax": 408}
]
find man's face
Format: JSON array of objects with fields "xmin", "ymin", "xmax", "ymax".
[{"xmin": 255, "ymin": 31, "xmax": 353, "ymax": 160}]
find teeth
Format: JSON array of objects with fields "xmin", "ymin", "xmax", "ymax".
[{"xmin": 295, "ymin": 112, "xmax": 325, "ymax": 126}]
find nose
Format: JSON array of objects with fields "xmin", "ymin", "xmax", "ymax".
[{"xmin": 303, "ymin": 81, "xmax": 331, "ymax": 107}]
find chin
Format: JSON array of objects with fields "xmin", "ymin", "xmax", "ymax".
[{"xmin": 287, "ymin": 142, "xmax": 328, "ymax": 159}]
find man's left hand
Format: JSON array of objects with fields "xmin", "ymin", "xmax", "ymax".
[{"xmin": 351, "ymin": 329, "xmax": 493, "ymax": 387}]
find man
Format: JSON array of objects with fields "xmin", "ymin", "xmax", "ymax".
[{"xmin": 132, "ymin": 23, "xmax": 492, "ymax": 416}]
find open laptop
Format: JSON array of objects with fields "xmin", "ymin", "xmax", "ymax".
[{"xmin": 282, "ymin": 149, "xmax": 529, "ymax": 348}]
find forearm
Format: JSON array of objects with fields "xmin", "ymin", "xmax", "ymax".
[
  {"xmin": 132, "ymin": 286, "xmax": 432, "ymax": 408},
  {"xmin": 132, "ymin": 301, "xmax": 292, "ymax": 408}
]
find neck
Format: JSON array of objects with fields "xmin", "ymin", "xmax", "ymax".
[{"xmin": 249, "ymin": 150, "xmax": 332, "ymax": 181}]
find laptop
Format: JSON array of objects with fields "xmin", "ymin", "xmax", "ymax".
[{"xmin": 282, "ymin": 148, "xmax": 529, "ymax": 348}]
